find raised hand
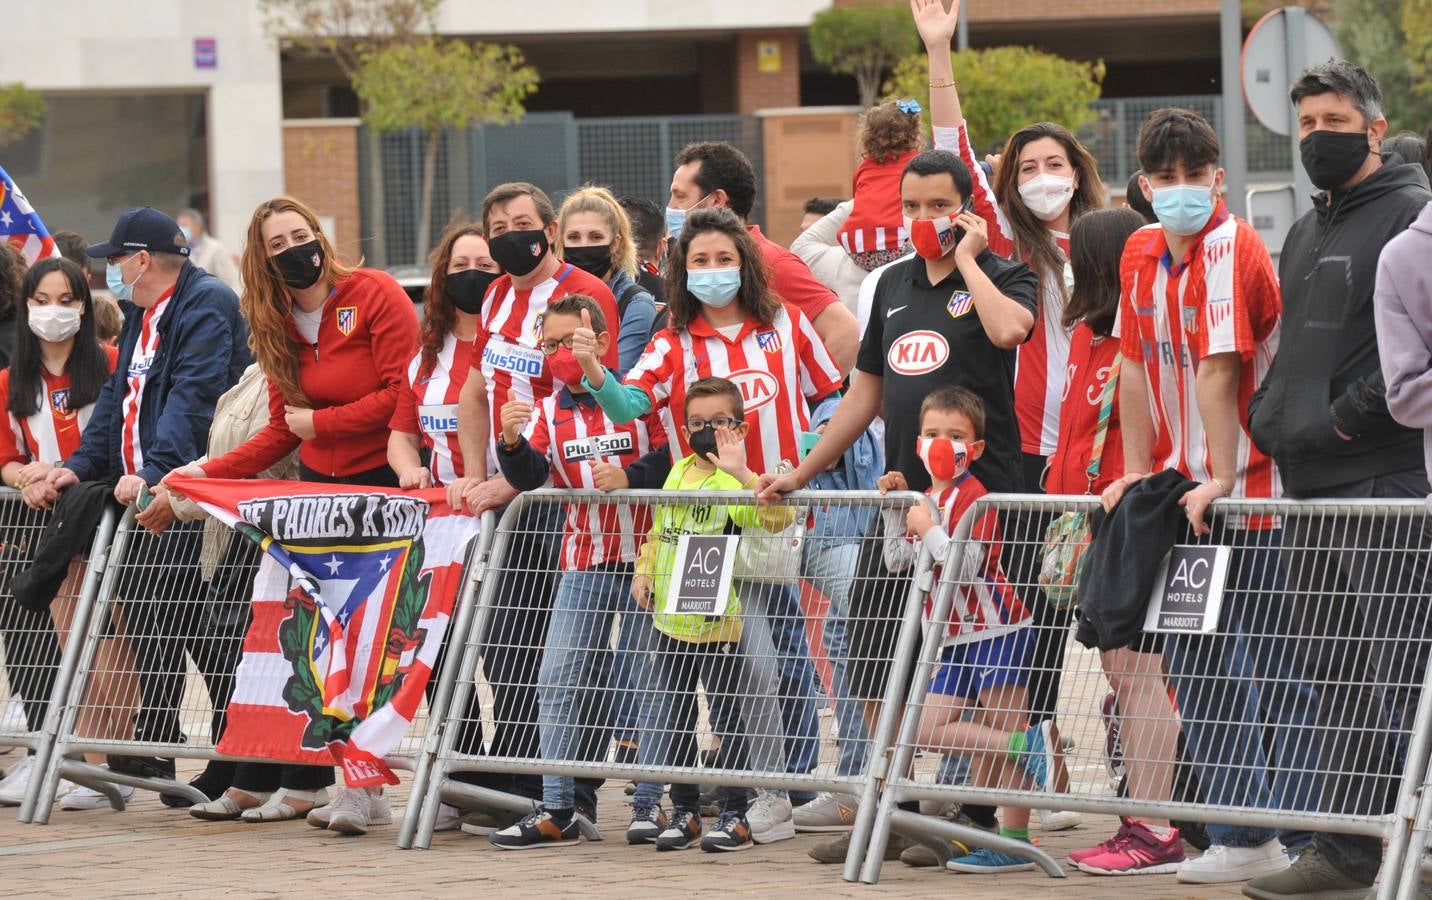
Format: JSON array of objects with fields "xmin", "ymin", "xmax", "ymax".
[
  {"xmin": 569, "ymin": 306, "xmax": 607, "ymax": 389},
  {"xmin": 954, "ymin": 210, "xmax": 988, "ymax": 261},
  {"xmin": 499, "ymin": 400, "xmax": 532, "ymax": 447},
  {"xmin": 911, "ymin": 0, "xmax": 959, "ymax": 49},
  {"xmin": 710, "ymin": 425, "xmax": 753, "ymax": 484}
]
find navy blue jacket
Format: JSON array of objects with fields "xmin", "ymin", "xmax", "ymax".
[{"xmin": 66, "ymin": 262, "xmax": 251, "ymax": 485}]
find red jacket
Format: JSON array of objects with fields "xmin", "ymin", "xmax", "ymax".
[{"xmin": 203, "ymin": 268, "xmax": 419, "ymax": 479}]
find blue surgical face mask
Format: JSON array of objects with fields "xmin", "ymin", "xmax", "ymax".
[
  {"xmin": 105, "ymin": 255, "xmax": 140, "ymax": 303},
  {"xmin": 179, "ymin": 226, "xmax": 193, "ymax": 243},
  {"xmin": 664, "ymin": 192, "xmax": 711, "ymax": 239},
  {"xmin": 686, "ymin": 266, "xmax": 741, "ymax": 307},
  {"xmin": 1150, "ymin": 183, "xmax": 1216, "ymax": 237}
]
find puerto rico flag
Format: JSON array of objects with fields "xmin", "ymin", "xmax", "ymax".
[
  {"xmin": 0, "ymin": 165, "xmax": 58, "ymax": 265},
  {"xmin": 167, "ymin": 476, "xmax": 480, "ymax": 787}
]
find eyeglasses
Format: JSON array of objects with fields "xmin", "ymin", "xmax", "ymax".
[
  {"xmin": 539, "ymin": 336, "xmax": 579, "ymax": 355},
  {"xmin": 686, "ymin": 416, "xmax": 742, "ymax": 432}
]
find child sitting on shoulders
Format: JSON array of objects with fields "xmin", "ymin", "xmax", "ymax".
[{"xmin": 837, "ymin": 98, "xmax": 925, "ymax": 271}]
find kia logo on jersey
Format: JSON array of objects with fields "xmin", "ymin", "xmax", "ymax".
[
  {"xmin": 728, "ymin": 369, "xmax": 779, "ymax": 413},
  {"xmin": 887, "ymin": 330, "xmax": 950, "ymax": 375}
]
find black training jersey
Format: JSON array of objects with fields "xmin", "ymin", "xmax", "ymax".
[{"xmin": 857, "ymin": 251, "xmax": 1038, "ymax": 494}]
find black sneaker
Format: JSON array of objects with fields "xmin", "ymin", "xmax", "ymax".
[
  {"xmin": 488, "ymin": 811, "xmax": 580, "ymax": 850},
  {"xmin": 160, "ymin": 767, "xmax": 230, "ymax": 809},
  {"xmin": 701, "ymin": 811, "xmax": 754, "ymax": 853},
  {"xmin": 654, "ymin": 809, "xmax": 702, "ymax": 851},
  {"xmin": 107, "ymin": 754, "xmax": 176, "ymax": 781},
  {"xmin": 627, "ymin": 803, "xmax": 668, "ymax": 844}
]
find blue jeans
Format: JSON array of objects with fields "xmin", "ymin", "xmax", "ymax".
[
  {"xmin": 537, "ymin": 564, "xmax": 650, "ymax": 811},
  {"xmin": 802, "ymin": 541, "xmax": 870, "ymax": 778},
  {"xmin": 1165, "ymin": 527, "xmax": 1321, "ymax": 849}
]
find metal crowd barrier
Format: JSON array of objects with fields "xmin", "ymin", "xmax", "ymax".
[
  {"xmin": 0, "ymin": 489, "xmax": 119, "ymax": 823},
  {"xmin": 861, "ymin": 494, "xmax": 1432, "ymax": 897},
  {"xmin": 399, "ymin": 487, "xmax": 936, "ymax": 880},
  {"xmin": 24, "ymin": 507, "xmax": 495, "ymax": 824}
]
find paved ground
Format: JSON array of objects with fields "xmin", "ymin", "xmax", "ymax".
[{"xmin": 0, "ymin": 748, "xmax": 1255, "ymax": 899}]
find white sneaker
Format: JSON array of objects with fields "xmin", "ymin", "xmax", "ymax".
[
  {"xmin": 1037, "ymin": 807, "xmax": 1082, "ymax": 832},
  {"xmin": 0, "ymin": 756, "xmax": 34, "ymax": 805},
  {"xmin": 792, "ymin": 791, "xmax": 858, "ymax": 833},
  {"xmin": 0, "ymin": 697, "xmax": 26, "ymax": 732},
  {"xmin": 746, "ymin": 789, "xmax": 795, "ymax": 844},
  {"xmin": 60, "ymin": 782, "xmax": 135, "ymax": 811},
  {"xmin": 322, "ymin": 787, "xmax": 392, "ymax": 836},
  {"xmin": 1176, "ymin": 839, "xmax": 1290, "ymax": 884}
]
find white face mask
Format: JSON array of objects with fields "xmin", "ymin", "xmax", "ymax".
[
  {"xmin": 27, "ymin": 304, "xmax": 82, "ymax": 343},
  {"xmin": 1017, "ymin": 173, "xmax": 1076, "ymax": 222}
]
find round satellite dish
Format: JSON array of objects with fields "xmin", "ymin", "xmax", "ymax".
[{"xmin": 1242, "ymin": 7, "xmax": 1341, "ymax": 136}]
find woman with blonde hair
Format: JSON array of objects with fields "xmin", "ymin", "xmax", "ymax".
[
  {"xmin": 556, "ymin": 185, "xmax": 659, "ymax": 373},
  {"xmin": 168, "ymin": 195, "xmax": 419, "ymax": 834}
]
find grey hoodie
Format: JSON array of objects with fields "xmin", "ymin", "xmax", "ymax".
[{"xmin": 1374, "ymin": 200, "xmax": 1432, "ymax": 510}]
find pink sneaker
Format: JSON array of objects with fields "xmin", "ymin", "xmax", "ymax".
[
  {"xmin": 1075, "ymin": 819, "xmax": 1185, "ymax": 876},
  {"xmin": 1068, "ymin": 817, "xmax": 1136, "ymax": 867}
]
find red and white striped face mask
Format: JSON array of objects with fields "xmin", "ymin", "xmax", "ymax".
[{"xmin": 917, "ymin": 437, "xmax": 969, "ymax": 482}]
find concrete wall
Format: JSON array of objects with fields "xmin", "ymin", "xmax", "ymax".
[{"xmin": 0, "ymin": 2, "xmax": 284, "ymax": 253}]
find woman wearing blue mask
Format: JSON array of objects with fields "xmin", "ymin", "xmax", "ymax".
[{"xmin": 570, "ymin": 206, "xmax": 844, "ymax": 846}]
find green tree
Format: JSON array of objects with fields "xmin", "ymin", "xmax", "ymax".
[
  {"xmin": 809, "ymin": 4, "xmax": 920, "ymax": 109},
  {"xmin": 354, "ymin": 39, "xmax": 538, "ymax": 264},
  {"xmin": 884, "ymin": 46, "xmax": 1104, "ymax": 153},
  {"xmin": 1401, "ymin": 0, "xmax": 1432, "ymax": 110},
  {"xmin": 0, "ymin": 83, "xmax": 46, "ymax": 149},
  {"xmin": 1330, "ymin": 0, "xmax": 1431, "ymax": 134},
  {"xmin": 259, "ymin": 0, "xmax": 440, "ymax": 267}
]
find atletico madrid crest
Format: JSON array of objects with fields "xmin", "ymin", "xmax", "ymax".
[
  {"xmin": 336, "ymin": 306, "xmax": 358, "ymax": 336},
  {"xmin": 755, "ymin": 329, "xmax": 783, "ymax": 353},
  {"xmin": 947, "ymin": 290, "xmax": 973, "ymax": 319}
]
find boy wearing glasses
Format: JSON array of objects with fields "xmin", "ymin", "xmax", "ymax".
[
  {"xmin": 627, "ymin": 376, "xmax": 796, "ymax": 853},
  {"xmin": 490, "ymin": 294, "xmax": 671, "ymax": 848}
]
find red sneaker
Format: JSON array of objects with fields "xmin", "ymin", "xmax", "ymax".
[
  {"xmin": 1076, "ymin": 819, "xmax": 1185, "ymax": 876},
  {"xmin": 1068, "ymin": 816, "xmax": 1137, "ymax": 867}
]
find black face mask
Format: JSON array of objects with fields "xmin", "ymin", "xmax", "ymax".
[
  {"xmin": 563, "ymin": 244, "xmax": 613, "ymax": 279},
  {"xmin": 688, "ymin": 425, "xmax": 718, "ymax": 460},
  {"xmin": 444, "ymin": 268, "xmax": 498, "ymax": 314},
  {"xmin": 1300, "ymin": 130, "xmax": 1372, "ymax": 192},
  {"xmin": 271, "ymin": 239, "xmax": 325, "ymax": 290},
  {"xmin": 488, "ymin": 228, "xmax": 550, "ymax": 277}
]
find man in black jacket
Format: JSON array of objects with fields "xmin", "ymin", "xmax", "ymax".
[{"xmin": 1244, "ymin": 59, "xmax": 1432, "ymax": 900}]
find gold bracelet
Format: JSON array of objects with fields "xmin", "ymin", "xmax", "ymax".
[
  {"xmin": 929, "ymin": 79, "xmax": 957, "ymax": 89},
  {"xmin": 1210, "ymin": 476, "xmax": 1230, "ymax": 496}
]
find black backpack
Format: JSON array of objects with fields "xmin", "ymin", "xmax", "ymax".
[{"xmin": 616, "ymin": 280, "xmax": 668, "ymax": 340}]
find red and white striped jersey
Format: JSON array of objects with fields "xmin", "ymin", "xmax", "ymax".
[
  {"xmin": 938, "ymin": 121, "xmax": 1074, "ymax": 458},
  {"xmin": 882, "ymin": 474, "xmax": 1032, "ymax": 645},
  {"xmin": 120, "ymin": 289, "xmax": 174, "ymax": 476},
  {"xmin": 623, "ymin": 307, "xmax": 842, "ymax": 474},
  {"xmin": 390, "ymin": 335, "xmax": 475, "ymax": 487},
  {"xmin": 0, "ymin": 344, "xmax": 118, "ymax": 467},
  {"xmin": 525, "ymin": 390, "xmax": 665, "ymax": 571},
  {"xmin": 1114, "ymin": 207, "xmax": 1282, "ymax": 500},
  {"xmin": 475, "ymin": 263, "xmax": 620, "ymax": 476}
]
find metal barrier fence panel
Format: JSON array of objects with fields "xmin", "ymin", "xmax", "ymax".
[
  {"xmin": 403, "ymin": 487, "xmax": 934, "ymax": 871},
  {"xmin": 29, "ymin": 506, "xmax": 482, "ymax": 824},
  {"xmin": 0, "ymin": 490, "xmax": 118, "ymax": 821},
  {"xmin": 863, "ymin": 494, "xmax": 1432, "ymax": 894}
]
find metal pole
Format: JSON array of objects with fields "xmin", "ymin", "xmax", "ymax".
[
  {"xmin": 1220, "ymin": 0, "xmax": 1248, "ymax": 217},
  {"xmin": 1285, "ymin": 6, "xmax": 1316, "ymax": 218},
  {"xmin": 956, "ymin": 0, "xmax": 969, "ymax": 52}
]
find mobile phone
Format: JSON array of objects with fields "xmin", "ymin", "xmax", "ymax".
[
  {"xmin": 136, "ymin": 483, "xmax": 153, "ymax": 512},
  {"xmin": 799, "ymin": 431, "xmax": 822, "ymax": 460}
]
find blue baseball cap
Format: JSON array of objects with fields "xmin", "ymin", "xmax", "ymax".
[{"xmin": 86, "ymin": 206, "xmax": 190, "ymax": 259}]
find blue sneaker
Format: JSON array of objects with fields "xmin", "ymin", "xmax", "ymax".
[
  {"xmin": 1017, "ymin": 721, "xmax": 1055, "ymax": 790},
  {"xmin": 945, "ymin": 846, "xmax": 1037, "ymax": 873}
]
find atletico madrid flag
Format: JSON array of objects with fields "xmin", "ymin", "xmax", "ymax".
[
  {"xmin": 167, "ymin": 476, "xmax": 480, "ymax": 787},
  {"xmin": 0, "ymin": 165, "xmax": 58, "ymax": 265}
]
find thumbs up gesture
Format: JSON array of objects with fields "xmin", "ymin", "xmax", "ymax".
[{"xmin": 571, "ymin": 307, "xmax": 598, "ymax": 365}]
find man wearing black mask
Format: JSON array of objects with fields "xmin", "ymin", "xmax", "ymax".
[{"xmin": 1245, "ymin": 59, "xmax": 1432, "ymax": 900}]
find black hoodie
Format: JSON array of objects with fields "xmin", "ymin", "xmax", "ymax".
[{"xmin": 1248, "ymin": 154, "xmax": 1432, "ymax": 495}]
